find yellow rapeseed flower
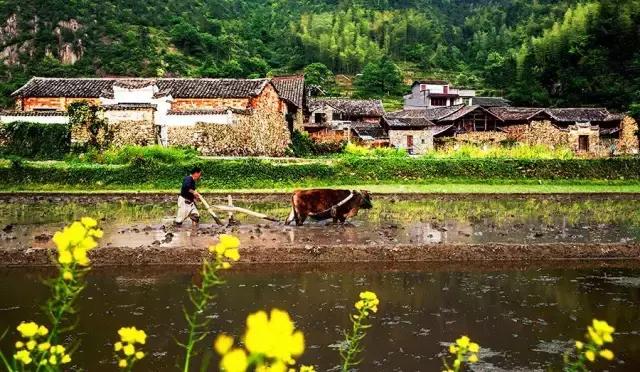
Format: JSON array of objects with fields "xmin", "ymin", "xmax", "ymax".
[
  {"xmin": 118, "ymin": 326, "xmax": 147, "ymax": 345},
  {"xmin": 26, "ymin": 341, "xmax": 36, "ymax": 350},
  {"xmin": 468, "ymin": 354, "xmax": 479, "ymax": 363},
  {"xmin": 299, "ymin": 365, "xmax": 316, "ymax": 372},
  {"xmin": 244, "ymin": 309, "xmax": 305, "ymax": 363},
  {"xmin": 456, "ymin": 336, "xmax": 470, "ymax": 348},
  {"xmin": 585, "ymin": 350, "xmax": 596, "ymax": 362},
  {"xmin": 599, "ymin": 349, "xmax": 614, "ymax": 360},
  {"xmin": 63, "ymin": 271, "xmax": 73, "ymax": 281},
  {"xmin": 114, "ymin": 342, "xmax": 123, "ymax": 351},
  {"xmin": 221, "ymin": 348, "xmax": 248, "ymax": 372},
  {"xmin": 37, "ymin": 342, "xmax": 51, "ymax": 351},
  {"xmin": 135, "ymin": 351, "xmax": 145, "ymax": 360},
  {"xmin": 17, "ymin": 322, "xmax": 39, "ymax": 338},
  {"xmin": 123, "ymin": 343, "xmax": 135, "ymax": 356},
  {"xmin": 38, "ymin": 325, "xmax": 48, "ymax": 336},
  {"xmin": 449, "ymin": 344, "xmax": 457, "ymax": 354},
  {"xmin": 575, "ymin": 341, "xmax": 584, "ymax": 350},
  {"xmin": 48, "ymin": 355, "xmax": 57, "ymax": 365},
  {"xmin": 469, "ymin": 342, "xmax": 480, "ymax": 353},
  {"xmin": 215, "ymin": 334, "xmax": 234, "ymax": 355},
  {"xmin": 224, "ymin": 247, "xmax": 240, "ymax": 261},
  {"xmin": 61, "ymin": 354, "xmax": 71, "ymax": 364},
  {"xmin": 118, "ymin": 359, "xmax": 128, "ymax": 368},
  {"xmin": 52, "ymin": 345, "xmax": 65, "ymax": 354},
  {"xmin": 14, "ymin": 349, "xmax": 32, "ymax": 365},
  {"xmin": 219, "ymin": 234, "xmax": 240, "ymax": 249},
  {"xmin": 81, "ymin": 217, "xmax": 98, "ymax": 228}
]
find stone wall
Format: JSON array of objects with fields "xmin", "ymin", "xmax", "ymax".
[
  {"xmin": 168, "ymin": 110, "xmax": 290, "ymax": 156},
  {"xmin": 617, "ymin": 116, "xmax": 639, "ymax": 154},
  {"xmin": 454, "ymin": 131, "xmax": 508, "ymax": 144},
  {"xmin": 389, "ymin": 129, "xmax": 433, "ymax": 154},
  {"xmin": 109, "ymin": 120, "xmax": 156, "ymax": 147},
  {"xmin": 567, "ymin": 123, "xmax": 604, "ymax": 155},
  {"xmin": 502, "ymin": 121, "xmax": 569, "ymax": 147},
  {"xmin": 249, "ymin": 83, "xmax": 282, "ymax": 112}
]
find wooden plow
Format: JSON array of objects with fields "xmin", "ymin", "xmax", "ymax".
[{"xmin": 200, "ymin": 194, "xmax": 279, "ymax": 226}]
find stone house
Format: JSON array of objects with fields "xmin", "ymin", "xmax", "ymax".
[
  {"xmin": 303, "ymin": 98, "xmax": 386, "ymax": 143},
  {"xmin": 384, "ymin": 104, "xmax": 638, "ymax": 155},
  {"xmin": 271, "ymin": 75, "xmax": 305, "ymax": 133},
  {"xmin": 2, "ymin": 76, "xmax": 301, "ymax": 156}
]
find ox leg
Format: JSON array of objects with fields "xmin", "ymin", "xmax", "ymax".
[{"xmin": 296, "ymin": 213, "xmax": 307, "ymax": 226}]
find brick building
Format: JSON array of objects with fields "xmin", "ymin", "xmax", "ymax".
[{"xmin": 2, "ymin": 76, "xmax": 303, "ymax": 155}]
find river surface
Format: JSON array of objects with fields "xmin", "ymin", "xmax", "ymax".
[{"xmin": 0, "ymin": 263, "xmax": 639, "ymax": 371}]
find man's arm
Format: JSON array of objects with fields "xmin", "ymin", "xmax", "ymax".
[{"xmin": 189, "ymin": 189, "xmax": 200, "ymax": 200}]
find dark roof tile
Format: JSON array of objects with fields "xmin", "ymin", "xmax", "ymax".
[
  {"xmin": 13, "ymin": 77, "xmax": 270, "ymax": 99},
  {"xmin": 308, "ymin": 98, "xmax": 384, "ymax": 116},
  {"xmin": 272, "ymin": 75, "xmax": 304, "ymax": 108}
]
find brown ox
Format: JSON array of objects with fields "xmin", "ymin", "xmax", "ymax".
[{"xmin": 285, "ymin": 189, "xmax": 372, "ymax": 226}]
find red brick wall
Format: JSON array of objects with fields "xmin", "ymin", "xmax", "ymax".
[
  {"xmin": 249, "ymin": 84, "xmax": 283, "ymax": 112},
  {"xmin": 170, "ymin": 98, "xmax": 250, "ymax": 111},
  {"xmin": 21, "ymin": 97, "xmax": 101, "ymax": 111}
]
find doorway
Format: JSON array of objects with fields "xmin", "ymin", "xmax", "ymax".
[{"xmin": 578, "ymin": 135, "xmax": 589, "ymax": 152}]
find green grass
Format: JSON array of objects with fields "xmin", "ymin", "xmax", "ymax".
[{"xmin": 3, "ymin": 179, "xmax": 640, "ymax": 194}]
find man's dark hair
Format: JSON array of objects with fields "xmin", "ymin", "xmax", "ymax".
[{"xmin": 191, "ymin": 166, "xmax": 202, "ymax": 174}]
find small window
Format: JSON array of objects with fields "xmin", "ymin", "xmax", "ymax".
[
  {"xmin": 431, "ymin": 97, "xmax": 447, "ymax": 106},
  {"xmin": 314, "ymin": 113, "xmax": 325, "ymax": 123}
]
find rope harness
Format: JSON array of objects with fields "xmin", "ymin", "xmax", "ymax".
[{"xmin": 308, "ymin": 191, "xmax": 357, "ymax": 219}]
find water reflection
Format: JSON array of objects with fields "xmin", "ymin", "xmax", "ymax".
[{"xmin": 0, "ymin": 263, "xmax": 638, "ymax": 371}]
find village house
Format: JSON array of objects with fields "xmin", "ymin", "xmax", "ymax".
[
  {"xmin": 403, "ymin": 79, "xmax": 513, "ymax": 110},
  {"xmin": 383, "ymin": 104, "xmax": 638, "ymax": 155},
  {"xmin": 303, "ymin": 98, "xmax": 387, "ymax": 144},
  {"xmin": 2, "ymin": 76, "xmax": 306, "ymax": 156}
]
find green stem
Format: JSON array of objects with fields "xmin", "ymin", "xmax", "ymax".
[{"xmin": 341, "ymin": 310, "xmax": 365, "ymax": 372}]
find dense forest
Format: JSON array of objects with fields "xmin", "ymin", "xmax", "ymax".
[{"xmin": 0, "ymin": 0, "xmax": 638, "ymax": 112}]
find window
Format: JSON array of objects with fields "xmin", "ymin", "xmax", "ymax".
[
  {"xmin": 332, "ymin": 112, "xmax": 343, "ymax": 121},
  {"xmin": 431, "ymin": 97, "xmax": 447, "ymax": 106},
  {"xmin": 314, "ymin": 113, "xmax": 325, "ymax": 124}
]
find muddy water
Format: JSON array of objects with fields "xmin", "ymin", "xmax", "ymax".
[
  {"xmin": 1, "ymin": 195, "xmax": 639, "ymax": 251},
  {"xmin": 0, "ymin": 263, "xmax": 639, "ymax": 371}
]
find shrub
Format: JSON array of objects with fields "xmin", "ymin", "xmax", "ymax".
[
  {"xmin": 0, "ymin": 122, "xmax": 70, "ymax": 159},
  {"xmin": 67, "ymin": 145, "xmax": 198, "ymax": 165},
  {"xmin": 344, "ymin": 143, "xmax": 408, "ymax": 158},
  {"xmin": 288, "ymin": 130, "xmax": 315, "ymax": 157}
]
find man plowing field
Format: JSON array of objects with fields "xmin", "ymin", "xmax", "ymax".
[{"xmin": 175, "ymin": 167, "xmax": 203, "ymax": 228}]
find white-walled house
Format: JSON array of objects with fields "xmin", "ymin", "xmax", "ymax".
[{"xmin": 403, "ymin": 80, "xmax": 476, "ymax": 109}]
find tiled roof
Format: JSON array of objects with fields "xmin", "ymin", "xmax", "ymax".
[
  {"xmin": 486, "ymin": 107, "xmax": 546, "ymax": 121},
  {"xmin": 12, "ymin": 77, "xmax": 270, "ymax": 99},
  {"xmin": 308, "ymin": 98, "xmax": 385, "ymax": 116},
  {"xmin": 272, "ymin": 75, "xmax": 304, "ymax": 108},
  {"xmin": 471, "ymin": 97, "xmax": 511, "ymax": 107},
  {"xmin": 412, "ymin": 79, "xmax": 449, "ymax": 86},
  {"xmin": 383, "ymin": 116, "xmax": 434, "ymax": 129},
  {"xmin": 544, "ymin": 108, "xmax": 614, "ymax": 122},
  {"xmin": 352, "ymin": 125, "xmax": 387, "ymax": 140},
  {"xmin": 0, "ymin": 110, "xmax": 67, "ymax": 116},
  {"xmin": 423, "ymin": 105, "xmax": 465, "ymax": 120}
]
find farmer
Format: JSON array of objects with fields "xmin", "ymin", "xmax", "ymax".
[{"xmin": 175, "ymin": 167, "xmax": 202, "ymax": 227}]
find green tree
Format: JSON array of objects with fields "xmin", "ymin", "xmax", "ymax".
[
  {"xmin": 354, "ymin": 56, "xmax": 404, "ymax": 98},
  {"xmin": 303, "ymin": 63, "xmax": 335, "ymax": 95}
]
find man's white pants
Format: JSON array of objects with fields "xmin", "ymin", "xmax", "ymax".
[{"xmin": 175, "ymin": 196, "xmax": 200, "ymax": 223}]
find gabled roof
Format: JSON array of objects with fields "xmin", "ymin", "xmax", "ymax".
[
  {"xmin": 308, "ymin": 98, "xmax": 385, "ymax": 116},
  {"xmin": 352, "ymin": 125, "xmax": 388, "ymax": 140},
  {"xmin": 271, "ymin": 75, "xmax": 304, "ymax": 108},
  {"xmin": 471, "ymin": 97, "xmax": 511, "ymax": 107},
  {"xmin": 423, "ymin": 105, "xmax": 465, "ymax": 120},
  {"xmin": 12, "ymin": 77, "xmax": 271, "ymax": 99},
  {"xmin": 486, "ymin": 107, "xmax": 546, "ymax": 122},
  {"xmin": 438, "ymin": 105, "xmax": 503, "ymax": 122},
  {"xmin": 544, "ymin": 108, "xmax": 615, "ymax": 122}
]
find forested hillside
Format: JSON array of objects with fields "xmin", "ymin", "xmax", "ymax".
[{"xmin": 0, "ymin": 0, "xmax": 638, "ymax": 111}]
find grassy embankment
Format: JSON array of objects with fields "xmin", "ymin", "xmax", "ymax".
[{"xmin": 1, "ymin": 156, "xmax": 639, "ymax": 194}]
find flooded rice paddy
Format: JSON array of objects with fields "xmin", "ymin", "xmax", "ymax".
[
  {"xmin": 0, "ymin": 194, "xmax": 639, "ymax": 370},
  {"xmin": 0, "ymin": 263, "xmax": 639, "ymax": 371},
  {"xmin": 1, "ymin": 194, "xmax": 639, "ymax": 251}
]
